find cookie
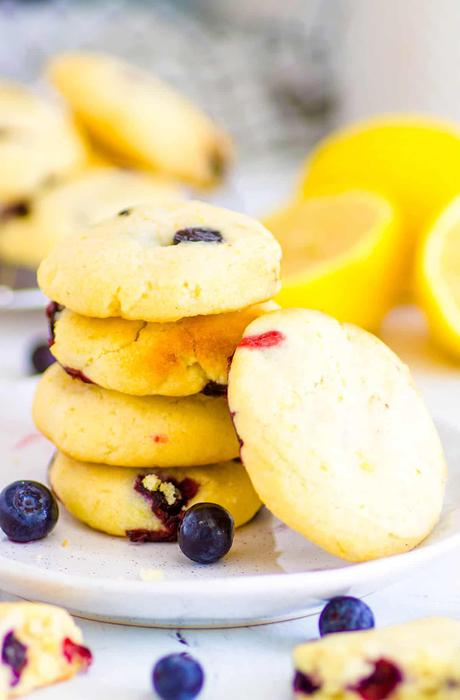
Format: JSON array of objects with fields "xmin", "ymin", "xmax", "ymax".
[
  {"xmin": 0, "ymin": 80, "xmax": 86, "ymax": 205},
  {"xmin": 0, "ymin": 218, "xmax": 34, "ymax": 269},
  {"xmin": 0, "ymin": 602, "xmax": 90, "ymax": 698},
  {"xmin": 0, "ymin": 167, "xmax": 182, "ymax": 267},
  {"xmin": 33, "ymin": 364, "xmax": 239, "ymax": 467},
  {"xmin": 293, "ymin": 617, "xmax": 460, "ymax": 698},
  {"xmin": 228, "ymin": 308, "xmax": 446, "ymax": 561},
  {"xmin": 37, "ymin": 201, "xmax": 281, "ymax": 321},
  {"xmin": 50, "ymin": 301, "xmax": 278, "ymax": 396},
  {"xmin": 49, "ymin": 451, "xmax": 260, "ymax": 541},
  {"xmin": 48, "ymin": 51, "xmax": 232, "ymax": 188}
]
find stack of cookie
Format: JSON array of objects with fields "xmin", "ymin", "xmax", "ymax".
[{"xmin": 33, "ymin": 200, "xmax": 282, "ymax": 543}]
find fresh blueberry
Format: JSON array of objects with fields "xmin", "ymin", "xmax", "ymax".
[
  {"xmin": 0, "ymin": 481, "xmax": 59, "ymax": 543},
  {"xmin": 153, "ymin": 653, "xmax": 204, "ymax": 700},
  {"xmin": 173, "ymin": 227, "xmax": 223, "ymax": 244},
  {"xmin": 30, "ymin": 342, "xmax": 55, "ymax": 374},
  {"xmin": 178, "ymin": 503, "xmax": 234, "ymax": 564},
  {"xmin": 319, "ymin": 596, "xmax": 375, "ymax": 637}
]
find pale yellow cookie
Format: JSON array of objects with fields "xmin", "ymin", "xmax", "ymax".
[
  {"xmin": 228, "ymin": 308, "xmax": 446, "ymax": 561},
  {"xmin": 0, "ymin": 80, "xmax": 86, "ymax": 205},
  {"xmin": 48, "ymin": 51, "xmax": 232, "ymax": 187},
  {"xmin": 0, "ymin": 602, "xmax": 90, "ymax": 698},
  {"xmin": 293, "ymin": 617, "xmax": 460, "ymax": 699},
  {"xmin": 0, "ymin": 167, "xmax": 182, "ymax": 267},
  {"xmin": 33, "ymin": 364, "xmax": 239, "ymax": 467},
  {"xmin": 49, "ymin": 451, "xmax": 260, "ymax": 541},
  {"xmin": 50, "ymin": 301, "xmax": 278, "ymax": 396},
  {"xmin": 37, "ymin": 201, "xmax": 281, "ymax": 321}
]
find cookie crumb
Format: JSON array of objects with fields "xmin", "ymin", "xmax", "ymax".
[
  {"xmin": 142, "ymin": 475, "xmax": 178, "ymax": 506},
  {"xmin": 139, "ymin": 568, "xmax": 165, "ymax": 582}
]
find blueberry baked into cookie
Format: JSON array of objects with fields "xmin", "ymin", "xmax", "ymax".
[
  {"xmin": 48, "ymin": 51, "xmax": 232, "ymax": 188},
  {"xmin": 0, "ymin": 602, "xmax": 91, "ymax": 698},
  {"xmin": 293, "ymin": 617, "xmax": 460, "ymax": 698},
  {"xmin": 0, "ymin": 167, "xmax": 182, "ymax": 267},
  {"xmin": 37, "ymin": 201, "xmax": 281, "ymax": 321},
  {"xmin": 49, "ymin": 452, "xmax": 260, "ymax": 541}
]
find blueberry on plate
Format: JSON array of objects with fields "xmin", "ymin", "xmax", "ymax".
[
  {"xmin": 30, "ymin": 341, "xmax": 55, "ymax": 374},
  {"xmin": 0, "ymin": 480, "xmax": 59, "ymax": 542},
  {"xmin": 153, "ymin": 652, "xmax": 204, "ymax": 700},
  {"xmin": 178, "ymin": 502, "xmax": 234, "ymax": 564},
  {"xmin": 319, "ymin": 596, "xmax": 375, "ymax": 636}
]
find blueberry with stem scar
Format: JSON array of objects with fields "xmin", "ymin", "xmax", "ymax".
[
  {"xmin": 0, "ymin": 481, "xmax": 59, "ymax": 543},
  {"xmin": 30, "ymin": 342, "xmax": 55, "ymax": 374}
]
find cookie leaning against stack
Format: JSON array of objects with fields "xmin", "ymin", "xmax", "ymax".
[{"xmin": 34, "ymin": 200, "xmax": 282, "ymax": 542}]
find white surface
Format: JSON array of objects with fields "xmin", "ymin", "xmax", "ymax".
[{"xmin": 0, "ymin": 305, "xmax": 460, "ymax": 696}]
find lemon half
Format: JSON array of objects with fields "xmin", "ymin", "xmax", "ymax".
[
  {"xmin": 264, "ymin": 190, "xmax": 402, "ymax": 331},
  {"xmin": 300, "ymin": 116, "xmax": 460, "ymax": 267},
  {"xmin": 416, "ymin": 195, "xmax": 460, "ymax": 359}
]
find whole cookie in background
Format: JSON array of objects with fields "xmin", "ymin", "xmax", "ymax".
[
  {"xmin": 49, "ymin": 452, "xmax": 260, "ymax": 541},
  {"xmin": 0, "ymin": 80, "xmax": 86, "ymax": 207},
  {"xmin": 293, "ymin": 617, "xmax": 460, "ymax": 698},
  {"xmin": 50, "ymin": 301, "xmax": 278, "ymax": 396},
  {"xmin": 228, "ymin": 308, "xmax": 447, "ymax": 562},
  {"xmin": 0, "ymin": 602, "xmax": 91, "ymax": 696},
  {"xmin": 48, "ymin": 51, "xmax": 232, "ymax": 188},
  {"xmin": 0, "ymin": 167, "xmax": 183, "ymax": 267},
  {"xmin": 33, "ymin": 364, "xmax": 239, "ymax": 467},
  {"xmin": 37, "ymin": 201, "xmax": 281, "ymax": 322}
]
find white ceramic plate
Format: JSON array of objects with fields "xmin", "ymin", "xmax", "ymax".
[{"xmin": 0, "ymin": 377, "xmax": 459, "ymax": 629}]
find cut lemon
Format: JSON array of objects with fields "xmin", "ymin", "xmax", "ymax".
[
  {"xmin": 416, "ymin": 195, "xmax": 460, "ymax": 359},
  {"xmin": 264, "ymin": 190, "xmax": 402, "ymax": 331},
  {"xmin": 300, "ymin": 116, "xmax": 460, "ymax": 268}
]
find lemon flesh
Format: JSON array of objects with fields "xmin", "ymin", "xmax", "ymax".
[
  {"xmin": 264, "ymin": 190, "xmax": 402, "ymax": 331},
  {"xmin": 417, "ymin": 195, "xmax": 460, "ymax": 359}
]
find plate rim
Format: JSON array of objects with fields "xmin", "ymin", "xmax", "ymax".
[{"xmin": 0, "ymin": 522, "xmax": 458, "ymax": 599}]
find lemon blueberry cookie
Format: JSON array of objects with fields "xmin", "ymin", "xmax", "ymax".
[
  {"xmin": 48, "ymin": 51, "xmax": 232, "ymax": 188},
  {"xmin": 228, "ymin": 308, "xmax": 446, "ymax": 561},
  {"xmin": 49, "ymin": 451, "xmax": 260, "ymax": 541},
  {"xmin": 0, "ymin": 167, "xmax": 182, "ymax": 267},
  {"xmin": 37, "ymin": 201, "xmax": 281, "ymax": 321},
  {"xmin": 50, "ymin": 301, "xmax": 278, "ymax": 396},
  {"xmin": 0, "ymin": 80, "xmax": 86, "ymax": 208},
  {"xmin": 0, "ymin": 602, "xmax": 91, "ymax": 698},
  {"xmin": 293, "ymin": 617, "xmax": 460, "ymax": 698},
  {"xmin": 33, "ymin": 364, "xmax": 239, "ymax": 467}
]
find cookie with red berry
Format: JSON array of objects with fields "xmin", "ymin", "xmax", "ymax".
[{"xmin": 228, "ymin": 308, "xmax": 446, "ymax": 561}]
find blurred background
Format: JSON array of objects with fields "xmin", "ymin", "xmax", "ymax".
[
  {"xmin": 3, "ymin": 0, "xmax": 460, "ymax": 195},
  {"xmin": 3, "ymin": 0, "xmax": 460, "ymax": 377}
]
